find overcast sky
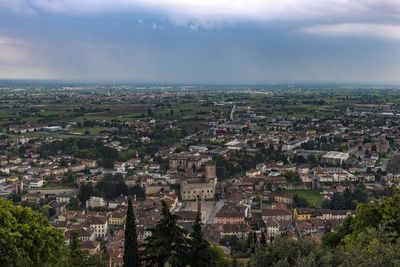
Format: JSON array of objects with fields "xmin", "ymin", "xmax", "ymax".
[{"xmin": 1, "ymin": 0, "xmax": 400, "ymax": 84}]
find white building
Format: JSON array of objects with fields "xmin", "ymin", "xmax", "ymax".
[
  {"xmin": 89, "ymin": 216, "xmax": 108, "ymax": 238},
  {"xmin": 322, "ymin": 151, "xmax": 349, "ymax": 165},
  {"xmin": 43, "ymin": 126, "xmax": 63, "ymax": 132},
  {"xmin": 86, "ymin": 196, "xmax": 106, "ymax": 209},
  {"xmin": 282, "ymin": 139, "xmax": 308, "ymax": 151},
  {"xmin": 56, "ymin": 194, "xmax": 72, "ymax": 204},
  {"xmin": 29, "ymin": 178, "xmax": 44, "ymax": 189},
  {"xmin": 189, "ymin": 145, "xmax": 208, "ymax": 153}
]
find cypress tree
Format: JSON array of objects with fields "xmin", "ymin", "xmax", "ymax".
[
  {"xmin": 123, "ymin": 198, "xmax": 140, "ymax": 267},
  {"xmin": 188, "ymin": 212, "xmax": 214, "ymax": 267},
  {"xmin": 69, "ymin": 230, "xmax": 86, "ymax": 267},
  {"xmin": 69, "ymin": 230, "xmax": 97, "ymax": 267},
  {"xmin": 143, "ymin": 201, "xmax": 189, "ymax": 267},
  {"xmin": 260, "ymin": 233, "xmax": 267, "ymax": 246}
]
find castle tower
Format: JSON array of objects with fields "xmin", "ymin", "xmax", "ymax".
[
  {"xmin": 14, "ymin": 180, "xmax": 23, "ymax": 195},
  {"xmin": 205, "ymin": 162, "xmax": 216, "ymax": 181}
]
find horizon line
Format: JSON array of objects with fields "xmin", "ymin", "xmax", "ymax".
[{"xmin": 0, "ymin": 79, "xmax": 400, "ymax": 87}]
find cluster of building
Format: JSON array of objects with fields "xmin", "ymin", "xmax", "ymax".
[{"xmin": 4, "ymin": 88, "xmax": 400, "ymax": 264}]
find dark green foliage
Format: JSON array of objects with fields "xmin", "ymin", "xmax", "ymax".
[
  {"xmin": 324, "ymin": 184, "xmax": 368, "ymax": 210},
  {"xmin": 259, "ymin": 233, "xmax": 266, "ymax": 246},
  {"xmin": 130, "ymin": 185, "xmax": 146, "ymax": 200},
  {"xmin": 300, "ymin": 136, "xmax": 348, "ymax": 152},
  {"xmin": 330, "ymin": 192, "xmax": 346, "ymax": 210},
  {"xmin": 143, "ymin": 201, "xmax": 190, "ymax": 267},
  {"xmin": 213, "ymin": 145, "xmax": 288, "ymax": 180},
  {"xmin": 250, "ymin": 191, "xmax": 400, "ymax": 266},
  {"xmin": 220, "ymin": 236, "xmax": 251, "ymax": 258},
  {"xmin": 282, "ymin": 171, "xmax": 300, "ymax": 183},
  {"xmin": 79, "ymin": 182, "xmax": 95, "ymax": 205},
  {"xmin": 102, "ymin": 158, "xmax": 115, "ymax": 169},
  {"xmin": 59, "ymin": 158, "xmax": 68, "ymax": 167},
  {"xmin": 38, "ymin": 137, "xmax": 120, "ymax": 168},
  {"xmin": 123, "ymin": 198, "xmax": 140, "ymax": 267},
  {"xmin": 142, "ymin": 203, "xmax": 227, "ymax": 267},
  {"xmin": 61, "ymin": 171, "xmax": 77, "ymax": 186},
  {"xmin": 68, "ymin": 230, "xmax": 108, "ymax": 267},
  {"xmin": 79, "ymin": 175, "xmax": 142, "ymax": 202},
  {"xmin": 153, "ymin": 156, "xmax": 170, "ymax": 173},
  {"xmin": 136, "ymin": 126, "xmax": 185, "ymax": 156},
  {"xmin": 342, "ymin": 188, "xmax": 353, "ymax": 209},
  {"xmin": 188, "ymin": 212, "xmax": 214, "ymax": 267},
  {"xmin": 66, "ymin": 197, "xmax": 80, "ymax": 210},
  {"xmin": 322, "ymin": 217, "xmax": 353, "ymax": 248},
  {"xmin": 352, "ymin": 184, "xmax": 368, "ymax": 204},
  {"xmin": 292, "ymin": 194, "xmax": 310, "ymax": 208},
  {"xmin": 337, "ymin": 229, "xmax": 400, "ymax": 267},
  {"xmin": 69, "ymin": 230, "xmax": 87, "ymax": 266},
  {"xmin": 250, "ymin": 237, "xmax": 318, "ymax": 267},
  {"xmin": 96, "ymin": 173, "xmax": 127, "ymax": 200}
]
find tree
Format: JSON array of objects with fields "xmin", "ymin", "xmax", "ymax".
[
  {"xmin": 260, "ymin": 233, "xmax": 267, "ymax": 246},
  {"xmin": 66, "ymin": 197, "xmax": 80, "ymax": 210},
  {"xmin": 123, "ymin": 198, "xmax": 140, "ymax": 267},
  {"xmin": 210, "ymin": 245, "xmax": 229, "ymax": 267},
  {"xmin": 130, "ymin": 185, "xmax": 146, "ymax": 200},
  {"xmin": 0, "ymin": 198, "xmax": 65, "ymax": 266},
  {"xmin": 102, "ymin": 158, "xmax": 115, "ymax": 169},
  {"xmin": 247, "ymin": 232, "xmax": 255, "ymax": 255},
  {"xmin": 249, "ymin": 236, "xmax": 317, "ymax": 267},
  {"xmin": 248, "ymin": 191, "xmax": 400, "ymax": 267},
  {"xmin": 188, "ymin": 212, "xmax": 214, "ymax": 267},
  {"xmin": 60, "ymin": 158, "xmax": 68, "ymax": 167},
  {"xmin": 352, "ymin": 184, "xmax": 368, "ymax": 205},
  {"xmin": 294, "ymin": 155, "xmax": 306, "ymax": 164},
  {"xmin": 330, "ymin": 192, "xmax": 346, "ymax": 210},
  {"xmin": 61, "ymin": 171, "xmax": 77, "ymax": 186},
  {"xmin": 321, "ymin": 199, "xmax": 331, "ymax": 209},
  {"xmin": 293, "ymin": 195, "xmax": 310, "ymax": 208},
  {"xmin": 343, "ymin": 188, "xmax": 354, "ymax": 210},
  {"xmin": 79, "ymin": 182, "xmax": 95, "ymax": 205},
  {"xmin": 69, "ymin": 230, "xmax": 106, "ymax": 267},
  {"xmin": 40, "ymin": 204, "xmax": 52, "ymax": 218},
  {"xmin": 69, "ymin": 230, "xmax": 87, "ymax": 266},
  {"xmin": 322, "ymin": 217, "xmax": 352, "ymax": 248},
  {"xmin": 323, "ymin": 190, "xmax": 400, "ymax": 248},
  {"xmin": 96, "ymin": 173, "xmax": 126, "ymax": 200},
  {"xmin": 307, "ymin": 154, "xmax": 318, "ymax": 166},
  {"xmin": 143, "ymin": 201, "xmax": 189, "ymax": 267},
  {"xmin": 283, "ymin": 171, "xmax": 300, "ymax": 183},
  {"xmin": 339, "ymin": 228, "xmax": 400, "ymax": 267},
  {"xmin": 115, "ymin": 183, "xmax": 130, "ymax": 197}
]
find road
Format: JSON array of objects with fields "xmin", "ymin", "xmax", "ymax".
[
  {"xmin": 230, "ymin": 105, "xmax": 236, "ymax": 121},
  {"xmin": 206, "ymin": 199, "xmax": 225, "ymax": 224},
  {"xmin": 379, "ymin": 158, "xmax": 389, "ymax": 172}
]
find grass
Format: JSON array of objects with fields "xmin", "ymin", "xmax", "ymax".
[
  {"xmin": 285, "ymin": 189, "xmax": 323, "ymax": 206},
  {"xmin": 69, "ymin": 127, "xmax": 107, "ymax": 135}
]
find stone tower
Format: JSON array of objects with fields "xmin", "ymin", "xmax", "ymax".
[{"xmin": 205, "ymin": 162, "xmax": 216, "ymax": 181}]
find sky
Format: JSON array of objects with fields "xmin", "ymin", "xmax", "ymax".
[{"xmin": 1, "ymin": 0, "xmax": 400, "ymax": 84}]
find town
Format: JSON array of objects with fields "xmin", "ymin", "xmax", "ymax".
[{"xmin": 1, "ymin": 83, "xmax": 400, "ymax": 266}]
